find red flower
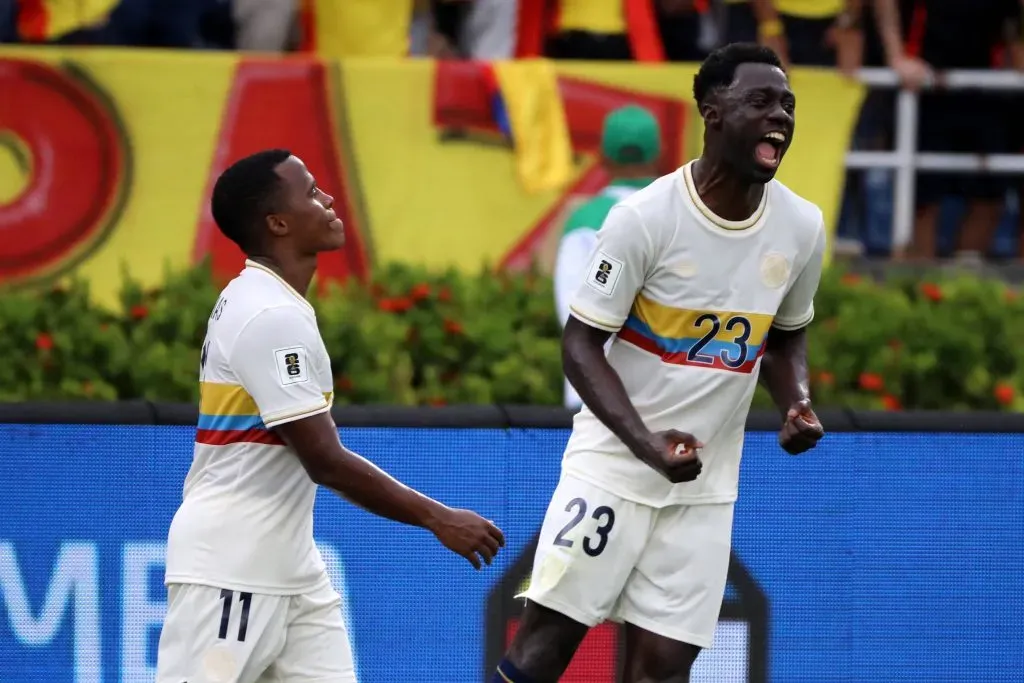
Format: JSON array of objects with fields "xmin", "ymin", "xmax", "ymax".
[
  {"xmin": 859, "ymin": 372, "xmax": 884, "ymax": 392},
  {"xmin": 335, "ymin": 375, "xmax": 354, "ymax": 392},
  {"xmin": 824, "ymin": 318, "xmax": 839, "ymax": 332},
  {"xmin": 888, "ymin": 339, "xmax": 903, "ymax": 351},
  {"xmin": 130, "ymin": 304, "xmax": 149, "ymax": 320},
  {"xmin": 994, "ymin": 382, "xmax": 1015, "ymax": 406},
  {"xmin": 816, "ymin": 371, "xmax": 835, "ymax": 386},
  {"xmin": 443, "ymin": 319, "xmax": 464, "ymax": 335},
  {"xmin": 35, "ymin": 333, "xmax": 54, "ymax": 351},
  {"xmin": 840, "ymin": 273, "xmax": 862, "ymax": 285},
  {"xmin": 881, "ymin": 394, "xmax": 902, "ymax": 411},
  {"xmin": 920, "ymin": 282, "xmax": 943, "ymax": 302},
  {"xmin": 370, "ymin": 283, "xmax": 385, "ymax": 297},
  {"xmin": 377, "ymin": 297, "xmax": 413, "ymax": 313},
  {"xmin": 427, "ymin": 396, "xmax": 446, "ymax": 406},
  {"xmin": 82, "ymin": 381, "xmax": 95, "ymax": 398},
  {"xmin": 409, "ymin": 283, "xmax": 431, "ymax": 301},
  {"xmin": 1006, "ymin": 289, "xmax": 1018, "ymax": 303},
  {"xmin": 438, "ymin": 287, "xmax": 452, "ymax": 302}
]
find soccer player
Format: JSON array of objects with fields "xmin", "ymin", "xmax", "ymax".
[
  {"xmin": 492, "ymin": 43, "xmax": 826, "ymax": 683},
  {"xmin": 156, "ymin": 149, "xmax": 505, "ymax": 683}
]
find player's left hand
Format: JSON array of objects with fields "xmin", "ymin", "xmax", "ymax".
[
  {"xmin": 779, "ymin": 399, "xmax": 824, "ymax": 455},
  {"xmin": 429, "ymin": 507, "xmax": 506, "ymax": 570}
]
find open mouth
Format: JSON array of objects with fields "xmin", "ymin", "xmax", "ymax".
[{"xmin": 754, "ymin": 131, "xmax": 786, "ymax": 169}]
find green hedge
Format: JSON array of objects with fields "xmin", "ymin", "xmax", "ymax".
[{"xmin": 3, "ymin": 262, "xmax": 1023, "ymax": 411}]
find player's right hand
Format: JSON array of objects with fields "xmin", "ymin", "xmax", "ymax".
[
  {"xmin": 429, "ymin": 507, "xmax": 506, "ymax": 570},
  {"xmin": 635, "ymin": 430, "xmax": 704, "ymax": 483}
]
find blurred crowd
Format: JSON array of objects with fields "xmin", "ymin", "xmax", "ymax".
[{"xmin": 3, "ymin": 0, "xmax": 1024, "ymax": 261}]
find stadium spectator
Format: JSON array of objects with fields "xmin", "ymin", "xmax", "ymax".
[
  {"xmin": 416, "ymin": 0, "xmax": 517, "ymax": 59},
  {"xmin": 515, "ymin": 0, "xmax": 667, "ymax": 61},
  {"xmin": 874, "ymin": 0, "xmax": 1024, "ymax": 260},
  {"xmin": 656, "ymin": 0, "xmax": 710, "ymax": 62},
  {"xmin": 553, "ymin": 105, "xmax": 662, "ymax": 410},
  {"xmin": 721, "ymin": 0, "xmax": 864, "ymax": 70}
]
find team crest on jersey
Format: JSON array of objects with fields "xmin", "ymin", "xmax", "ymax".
[
  {"xmin": 274, "ymin": 346, "xmax": 309, "ymax": 385},
  {"xmin": 586, "ymin": 251, "xmax": 623, "ymax": 297},
  {"xmin": 760, "ymin": 252, "xmax": 791, "ymax": 289},
  {"xmin": 673, "ymin": 259, "xmax": 699, "ymax": 278}
]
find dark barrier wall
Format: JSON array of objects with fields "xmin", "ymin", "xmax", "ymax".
[{"xmin": 1, "ymin": 405, "xmax": 1023, "ymax": 683}]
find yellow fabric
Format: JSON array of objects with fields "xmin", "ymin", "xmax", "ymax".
[
  {"xmin": 311, "ymin": 0, "xmax": 413, "ymax": 58},
  {"xmin": 557, "ymin": 0, "xmax": 627, "ymax": 35},
  {"xmin": 775, "ymin": 0, "xmax": 844, "ymax": 18},
  {"xmin": 492, "ymin": 60, "xmax": 574, "ymax": 194},
  {"xmin": 34, "ymin": 0, "xmax": 119, "ymax": 39},
  {"xmin": 722, "ymin": 0, "xmax": 843, "ymax": 17}
]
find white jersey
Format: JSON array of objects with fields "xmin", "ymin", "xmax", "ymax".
[
  {"xmin": 165, "ymin": 260, "xmax": 335, "ymax": 594},
  {"xmin": 564, "ymin": 161, "xmax": 826, "ymax": 507}
]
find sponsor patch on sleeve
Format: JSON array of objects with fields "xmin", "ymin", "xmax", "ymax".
[
  {"xmin": 274, "ymin": 346, "xmax": 309, "ymax": 386},
  {"xmin": 585, "ymin": 251, "xmax": 623, "ymax": 297}
]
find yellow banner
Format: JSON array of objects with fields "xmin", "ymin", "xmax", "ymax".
[{"xmin": 0, "ymin": 49, "xmax": 864, "ymax": 306}]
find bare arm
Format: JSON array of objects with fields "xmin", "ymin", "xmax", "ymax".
[
  {"xmin": 762, "ymin": 222, "xmax": 826, "ymax": 454},
  {"xmin": 872, "ymin": 0, "xmax": 905, "ymax": 65},
  {"xmin": 562, "ymin": 318, "xmax": 650, "ymax": 452},
  {"xmin": 758, "ymin": 326, "xmax": 810, "ymax": 419},
  {"xmin": 226, "ymin": 304, "xmax": 503, "ymax": 570},
  {"xmin": 277, "ymin": 412, "xmax": 446, "ymax": 528},
  {"xmin": 562, "ymin": 318, "xmax": 702, "ymax": 481},
  {"xmin": 276, "ymin": 412, "xmax": 504, "ymax": 568},
  {"xmin": 750, "ymin": 0, "xmax": 781, "ymax": 25}
]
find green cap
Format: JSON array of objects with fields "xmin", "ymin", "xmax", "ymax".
[{"xmin": 600, "ymin": 105, "xmax": 662, "ymax": 165}]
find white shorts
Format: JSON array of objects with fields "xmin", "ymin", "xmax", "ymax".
[
  {"xmin": 156, "ymin": 577, "xmax": 356, "ymax": 683},
  {"xmin": 520, "ymin": 474, "xmax": 734, "ymax": 649}
]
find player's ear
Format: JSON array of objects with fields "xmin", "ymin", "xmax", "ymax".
[
  {"xmin": 266, "ymin": 213, "xmax": 288, "ymax": 237},
  {"xmin": 699, "ymin": 95, "xmax": 722, "ymax": 130}
]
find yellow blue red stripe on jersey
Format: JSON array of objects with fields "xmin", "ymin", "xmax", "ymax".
[
  {"xmin": 196, "ymin": 382, "xmax": 283, "ymax": 446},
  {"xmin": 617, "ymin": 295, "xmax": 774, "ymax": 374}
]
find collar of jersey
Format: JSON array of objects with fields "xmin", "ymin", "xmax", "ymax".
[
  {"xmin": 680, "ymin": 161, "xmax": 769, "ymax": 235},
  {"xmin": 244, "ymin": 259, "xmax": 315, "ymax": 313}
]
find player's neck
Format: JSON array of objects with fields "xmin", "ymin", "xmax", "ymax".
[
  {"xmin": 247, "ymin": 254, "xmax": 317, "ymax": 299},
  {"xmin": 691, "ymin": 157, "xmax": 764, "ymax": 222}
]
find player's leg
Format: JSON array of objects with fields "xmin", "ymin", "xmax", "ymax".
[
  {"xmin": 270, "ymin": 577, "xmax": 357, "ymax": 682},
  {"xmin": 621, "ymin": 625, "xmax": 701, "ymax": 683},
  {"xmin": 499, "ymin": 600, "xmax": 590, "ymax": 681},
  {"xmin": 613, "ymin": 503, "xmax": 735, "ymax": 683},
  {"xmin": 156, "ymin": 583, "xmax": 289, "ymax": 683},
  {"xmin": 492, "ymin": 474, "xmax": 652, "ymax": 682}
]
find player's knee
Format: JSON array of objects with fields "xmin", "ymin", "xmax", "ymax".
[
  {"xmin": 502, "ymin": 601, "xmax": 589, "ymax": 681},
  {"xmin": 626, "ymin": 640, "xmax": 701, "ymax": 683}
]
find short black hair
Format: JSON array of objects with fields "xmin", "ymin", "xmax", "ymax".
[
  {"xmin": 211, "ymin": 148, "xmax": 292, "ymax": 252},
  {"xmin": 692, "ymin": 43, "xmax": 784, "ymax": 107}
]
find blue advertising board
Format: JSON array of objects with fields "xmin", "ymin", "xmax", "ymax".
[{"xmin": 1, "ymin": 424, "xmax": 1022, "ymax": 682}]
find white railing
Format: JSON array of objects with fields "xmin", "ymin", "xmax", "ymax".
[{"xmin": 844, "ymin": 68, "xmax": 1024, "ymax": 250}]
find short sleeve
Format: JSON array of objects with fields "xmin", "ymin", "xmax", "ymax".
[
  {"xmin": 568, "ymin": 205, "xmax": 653, "ymax": 333},
  {"xmin": 229, "ymin": 306, "xmax": 330, "ymax": 429},
  {"xmin": 773, "ymin": 219, "xmax": 826, "ymax": 331},
  {"xmin": 553, "ymin": 228, "xmax": 599, "ymax": 327}
]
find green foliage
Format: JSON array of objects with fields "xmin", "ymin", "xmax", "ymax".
[{"xmin": 3, "ymin": 262, "xmax": 1023, "ymax": 411}]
